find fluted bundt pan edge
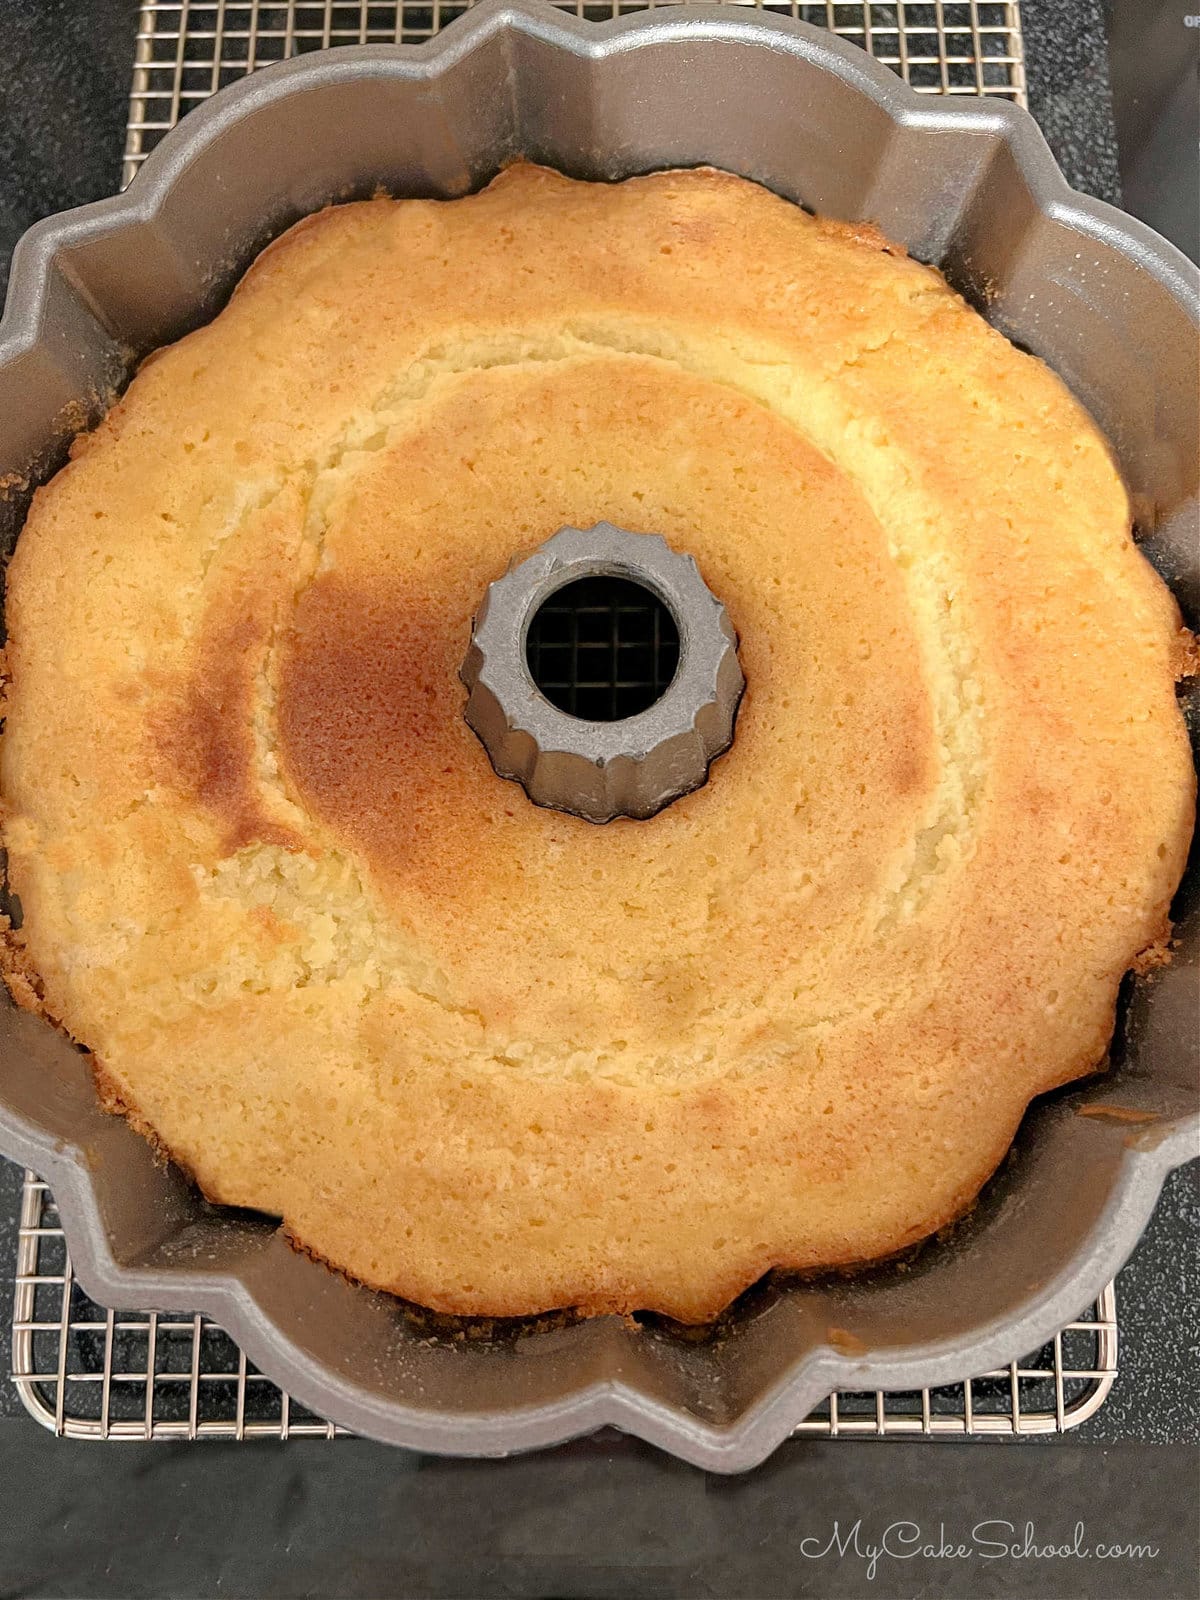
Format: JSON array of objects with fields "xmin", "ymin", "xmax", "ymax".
[{"xmin": 0, "ymin": 0, "xmax": 1196, "ymax": 1471}]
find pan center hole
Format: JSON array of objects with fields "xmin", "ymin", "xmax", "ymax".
[{"xmin": 525, "ymin": 575, "xmax": 680, "ymax": 721}]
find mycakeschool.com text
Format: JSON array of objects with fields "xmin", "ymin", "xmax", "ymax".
[{"xmin": 796, "ymin": 1520, "xmax": 1159, "ymax": 1583}]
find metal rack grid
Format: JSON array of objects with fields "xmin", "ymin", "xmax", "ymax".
[
  {"xmin": 122, "ymin": 1, "xmax": 1026, "ymax": 183},
  {"xmin": 11, "ymin": 0, "xmax": 1115, "ymax": 1445},
  {"xmin": 12, "ymin": 1175, "xmax": 1118, "ymax": 1439},
  {"xmin": 526, "ymin": 575, "xmax": 682, "ymax": 720}
]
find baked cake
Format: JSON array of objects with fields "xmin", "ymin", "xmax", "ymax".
[{"xmin": 2, "ymin": 165, "xmax": 1193, "ymax": 1321}]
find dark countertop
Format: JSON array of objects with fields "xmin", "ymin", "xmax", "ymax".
[
  {"xmin": 0, "ymin": 2, "xmax": 1197, "ymax": 1595},
  {"xmin": 2, "ymin": 1429, "xmax": 1199, "ymax": 1599}
]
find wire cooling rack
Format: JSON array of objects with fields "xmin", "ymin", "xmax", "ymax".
[
  {"xmin": 526, "ymin": 575, "xmax": 682, "ymax": 720},
  {"xmin": 11, "ymin": 0, "xmax": 1117, "ymax": 1444},
  {"xmin": 122, "ymin": 1, "xmax": 1027, "ymax": 183}
]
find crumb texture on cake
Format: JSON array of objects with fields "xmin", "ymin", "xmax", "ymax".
[{"xmin": 2, "ymin": 164, "xmax": 1193, "ymax": 1321}]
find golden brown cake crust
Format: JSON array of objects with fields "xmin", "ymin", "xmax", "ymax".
[{"xmin": 2, "ymin": 165, "xmax": 1194, "ymax": 1321}]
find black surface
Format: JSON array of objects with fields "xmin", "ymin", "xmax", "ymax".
[
  {"xmin": 0, "ymin": 2, "xmax": 1197, "ymax": 1595},
  {"xmin": 1022, "ymin": 0, "xmax": 1123, "ymax": 203},
  {"xmin": 1, "ymin": 1427, "xmax": 1197, "ymax": 1598},
  {"xmin": 0, "ymin": 0, "xmax": 130, "ymax": 303},
  {"xmin": 1105, "ymin": 0, "xmax": 1200, "ymax": 262}
]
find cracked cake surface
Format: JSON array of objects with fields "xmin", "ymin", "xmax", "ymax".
[{"xmin": 2, "ymin": 164, "xmax": 1193, "ymax": 1320}]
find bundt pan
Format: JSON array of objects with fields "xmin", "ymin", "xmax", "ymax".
[{"xmin": 0, "ymin": 0, "xmax": 1196, "ymax": 1472}]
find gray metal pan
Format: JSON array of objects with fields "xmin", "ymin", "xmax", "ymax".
[{"xmin": 0, "ymin": 0, "xmax": 1195, "ymax": 1472}]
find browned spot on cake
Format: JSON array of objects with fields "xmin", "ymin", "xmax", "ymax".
[
  {"xmin": 826, "ymin": 1326, "xmax": 868, "ymax": 1356},
  {"xmin": 1131, "ymin": 927, "xmax": 1174, "ymax": 973},
  {"xmin": 249, "ymin": 902, "xmax": 293, "ymax": 943},
  {"xmin": 0, "ymin": 920, "xmax": 46, "ymax": 1015},
  {"xmin": 666, "ymin": 215, "xmax": 718, "ymax": 250},
  {"xmin": 1076, "ymin": 1104, "xmax": 1159, "ymax": 1124},
  {"xmin": 1176, "ymin": 627, "xmax": 1199, "ymax": 680},
  {"xmin": 1016, "ymin": 780, "xmax": 1058, "ymax": 822},
  {"xmin": 158, "ymin": 606, "xmax": 301, "ymax": 857},
  {"xmin": 275, "ymin": 571, "xmax": 490, "ymax": 900},
  {"xmin": 817, "ymin": 217, "xmax": 908, "ymax": 258},
  {"xmin": 883, "ymin": 710, "xmax": 937, "ymax": 799}
]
